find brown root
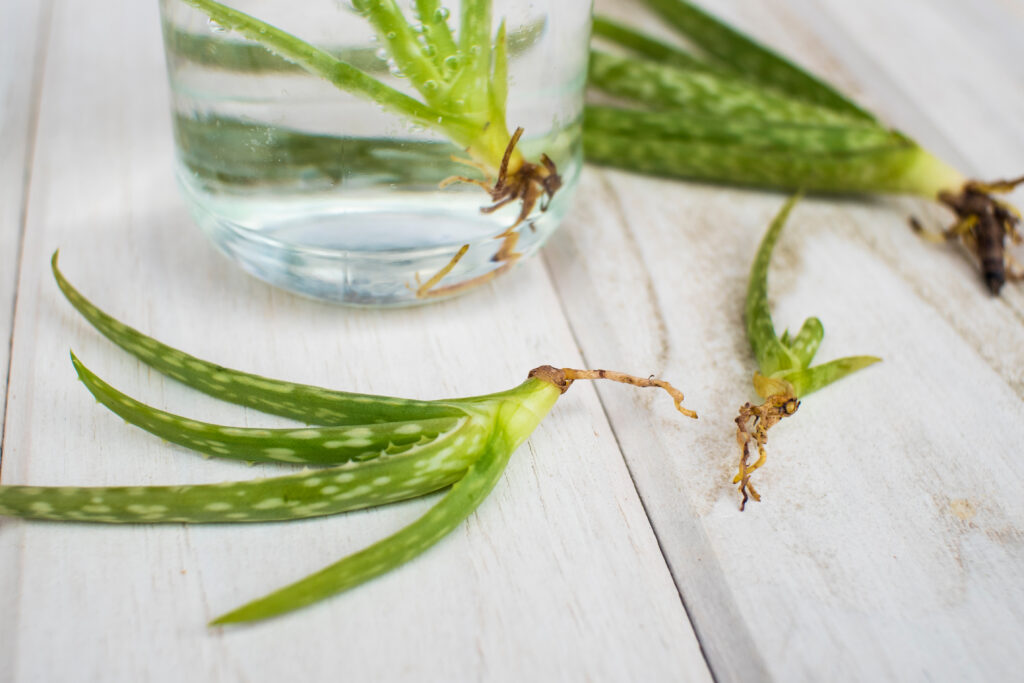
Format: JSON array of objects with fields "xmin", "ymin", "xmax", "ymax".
[
  {"xmin": 416, "ymin": 127, "xmax": 563, "ymax": 298},
  {"xmin": 733, "ymin": 390, "xmax": 800, "ymax": 511},
  {"xmin": 928, "ymin": 176, "xmax": 1024, "ymax": 295},
  {"xmin": 528, "ymin": 365, "xmax": 698, "ymax": 419}
]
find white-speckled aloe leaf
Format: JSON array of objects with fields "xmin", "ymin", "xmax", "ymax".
[
  {"xmin": 71, "ymin": 351, "xmax": 466, "ymax": 466},
  {"xmin": 639, "ymin": 0, "xmax": 877, "ymax": 122},
  {"xmin": 588, "ymin": 51, "xmax": 864, "ymax": 126},
  {"xmin": 212, "ymin": 431, "xmax": 510, "ymax": 624},
  {"xmin": 784, "ymin": 317, "xmax": 824, "ymax": 369},
  {"xmin": 52, "ymin": 252, "xmax": 465, "ymax": 426},
  {"xmin": 780, "ymin": 355, "xmax": 880, "ymax": 399},
  {"xmin": 582, "ymin": 132, "xmax": 946, "ymax": 196},
  {"xmin": 584, "ymin": 105, "xmax": 905, "ymax": 154},
  {"xmin": 746, "ymin": 194, "xmax": 803, "ymax": 378},
  {"xmin": 591, "ymin": 15, "xmax": 722, "ymax": 76},
  {"xmin": 747, "ymin": 197, "xmax": 880, "ymax": 398},
  {"xmin": 0, "ymin": 410, "xmax": 497, "ymax": 523},
  {"xmin": 211, "ymin": 379, "xmax": 563, "ymax": 624}
]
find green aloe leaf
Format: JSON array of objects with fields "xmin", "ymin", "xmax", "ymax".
[
  {"xmin": 72, "ymin": 351, "xmax": 468, "ymax": 466},
  {"xmin": 53, "ymin": 252, "xmax": 465, "ymax": 426},
  {"xmin": 584, "ymin": 105, "xmax": 905, "ymax": 154},
  {"xmin": 589, "ymin": 51, "xmax": 866, "ymax": 126},
  {"xmin": 639, "ymin": 0, "xmax": 877, "ymax": 121},
  {"xmin": 582, "ymin": 133, "xmax": 952, "ymax": 197},
  {"xmin": 746, "ymin": 194, "xmax": 804, "ymax": 378},
  {"xmin": 591, "ymin": 14, "xmax": 718, "ymax": 75},
  {"xmin": 779, "ymin": 355, "xmax": 880, "ymax": 398},
  {"xmin": 0, "ymin": 417, "xmax": 487, "ymax": 524},
  {"xmin": 785, "ymin": 316, "xmax": 824, "ymax": 369},
  {"xmin": 746, "ymin": 195, "xmax": 879, "ymax": 396},
  {"xmin": 182, "ymin": 0, "xmax": 475, "ymax": 141}
]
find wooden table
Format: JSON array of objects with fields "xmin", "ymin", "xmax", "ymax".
[{"xmin": 3, "ymin": 0, "xmax": 1023, "ymax": 680}]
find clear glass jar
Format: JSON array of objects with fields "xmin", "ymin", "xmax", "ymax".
[{"xmin": 159, "ymin": 0, "xmax": 591, "ymax": 305}]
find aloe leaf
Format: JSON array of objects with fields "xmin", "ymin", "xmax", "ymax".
[
  {"xmin": 211, "ymin": 379, "xmax": 561, "ymax": 624},
  {"xmin": 785, "ymin": 316, "xmax": 824, "ymax": 368},
  {"xmin": 211, "ymin": 435, "xmax": 507, "ymax": 624},
  {"xmin": 639, "ymin": 0, "xmax": 877, "ymax": 122},
  {"xmin": 351, "ymin": 0, "xmax": 442, "ymax": 97},
  {"xmin": 415, "ymin": 0, "xmax": 458, "ymax": 68},
  {"xmin": 584, "ymin": 105, "xmax": 905, "ymax": 153},
  {"xmin": 747, "ymin": 196, "xmax": 878, "ymax": 390},
  {"xmin": 53, "ymin": 253, "xmax": 465, "ymax": 426},
  {"xmin": 488, "ymin": 20, "xmax": 509, "ymax": 120},
  {"xmin": 746, "ymin": 194, "xmax": 803, "ymax": 377},
  {"xmin": 457, "ymin": 0, "xmax": 492, "ymax": 73},
  {"xmin": 588, "ymin": 51, "xmax": 865, "ymax": 126},
  {"xmin": 440, "ymin": 0, "xmax": 490, "ymax": 114},
  {"xmin": 72, "ymin": 351, "xmax": 468, "ymax": 466},
  {"xmin": 162, "ymin": 25, "xmax": 386, "ymax": 73},
  {"xmin": 172, "ymin": 115, "xmax": 469, "ymax": 187},
  {"xmin": 0, "ymin": 413, "xmax": 492, "ymax": 524},
  {"xmin": 182, "ymin": 0, "xmax": 475, "ymax": 141},
  {"xmin": 591, "ymin": 15, "xmax": 720, "ymax": 75},
  {"xmin": 164, "ymin": 16, "xmax": 546, "ymax": 76},
  {"xmin": 582, "ymin": 133, "xmax": 959, "ymax": 197},
  {"xmin": 780, "ymin": 355, "xmax": 881, "ymax": 398}
]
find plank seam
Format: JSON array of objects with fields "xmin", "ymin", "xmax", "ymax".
[
  {"xmin": 540, "ymin": 170, "xmax": 719, "ymax": 683},
  {"xmin": 1, "ymin": 0, "xmax": 55, "ymax": 471}
]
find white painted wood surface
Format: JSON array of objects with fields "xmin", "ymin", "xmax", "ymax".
[
  {"xmin": 1, "ymin": 0, "xmax": 1022, "ymax": 681},
  {"xmin": 0, "ymin": 1, "xmax": 50, "ymax": 447}
]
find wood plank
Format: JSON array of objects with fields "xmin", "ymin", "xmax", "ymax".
[
  {"xmin": 0, "ymin": 2, "xmax": 51, "ymax": 450},
  {"xmin": 0, "ymin": 0, "xmax": 711, "ymax": 680},
  {"xmin": 553, "ymin": 1, "xmax": 1024, "ymax": 680},
  {"xmin": 0, "ymin": 2, "xmax": 51, "ymax": 672}
]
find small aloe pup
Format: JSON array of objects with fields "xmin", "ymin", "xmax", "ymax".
[
  {"xmin": 0, "ymin": 254, "xmax": 695, "ymax": 624},
  {"xmin": 734, "ymin": 196, "xmax": 880, "ymax": 510}
]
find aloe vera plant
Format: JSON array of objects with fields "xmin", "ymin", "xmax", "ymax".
[
  {"xmin": 733, "ymin": 196, "xmax": 879, "ymax": 510},
  {"xmin": 585, "ymin": 0, "xmax": 1023, "ymax": 294},
  {"xmin": 182, "ymin": 0, "xmax": 563, "ymax": 295},
  {"xmin": 0, "ymin": 254, "xmax": 695, "ymax": 624}
]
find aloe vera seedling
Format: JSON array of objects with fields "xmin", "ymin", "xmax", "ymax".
[
  {"xmin": 183, "ymin": 0, "xmax": 562, "ymax": 295},
  {"xmin": 0, "ymin": 254, "xmax": 695, "ymax": 624},
  {"xmin": 734, "ymin": 196, "xmax": 879, "ymax": 510},
  {"xmin": 585, "ymin": 0, "xmax": 1023, "ymax": 294}
]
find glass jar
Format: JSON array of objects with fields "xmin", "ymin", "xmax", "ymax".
[{"xmin": 159, "ymin": 0, "xmax": 591, "ymax": 305}]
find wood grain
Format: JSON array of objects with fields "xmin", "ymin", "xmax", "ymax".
[
  {"xmin": 0, "ymin": 1, "xmax": 51, "ymax": 451},
  {"xmin": 548, "ymin": 1, "xmax": 1024, "ymax": 680}
]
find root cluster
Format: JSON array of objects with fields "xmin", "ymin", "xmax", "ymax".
[
  {"xmin": 926, "ymin": 176, "xmax": 1024, "ymax": 294},
  {"xmin": 733, "ymin": 391, "xmax": 800, "ymax": 510},
  {"xmin": 416, "ymin": 127, "xmax": 562, "ymax": 298}
]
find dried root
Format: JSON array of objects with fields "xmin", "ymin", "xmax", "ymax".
[
  {"xmin": 529, "ymin": 365, "xmax": 698, "ymax": 418},
  {"xmin": 916, "ymin": 175, "xmax": 1024, "ymax": 295},
  {"xmin": 733, "ymin": 390, "xmax": 800, "ymax": 510},
  {"xmin": 416, "ymin": 127, "xmax": 563, "ymax": 298}
]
